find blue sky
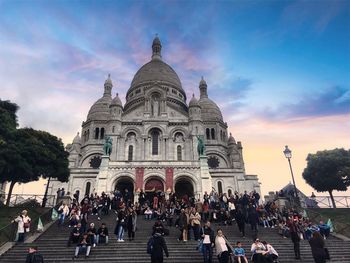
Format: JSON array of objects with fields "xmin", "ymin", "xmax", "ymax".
[{"xmin": 1, "ymin": 0, "xmax": 349, "ymax": 195}]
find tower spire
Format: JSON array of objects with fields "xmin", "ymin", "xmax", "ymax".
[
  {"xmin": 152, "ymin": 34, "xmax": 162, "ymax": 60},
  {"xmin": 199, "ymin": 76, "xmax": 208, "ymax": 98},
  {"xmin": 104, "ymin": 73, "xmax": 113, "ymax": 97}
]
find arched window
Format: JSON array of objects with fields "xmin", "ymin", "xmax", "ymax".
[
  {"xmin": 177, "ymin": 145, "xmax": 182, "ymax": 161},
  {"xmin": 85, "ymin": 182, "xmax": 91, "ymax": 196},
  {"xmin": 152, "ymin": 129, "xmax": 159, "ymax": 155},
  {"xmin": 87, "ymin": 129, "xmax": 90, "ymax": 140},
  {"xmin": 128, "ymin": 145, "xmax": 133, "ymax": 161},
  {"xmin": 211, "ymin": 128, "xmax": 215, "ymax": 140},
  {"xmin": 94, "ymin": 128, "xmax": 99, "ymax": 139},
  {"xmin": 112, "ymin": 126, "xmax": 115, "ymax": 133},
  {"xmin": 218, "ymin": 181, "xmax": 223, "ymax": 194},
  {"xmin": 220, "ymin": 130, "xmax": 223, "ymax": 141},
  {"xmin": 100, "ymin": 128, "xmax": 105, "ymax": 139},
  {"xmin": 228, "ymin": 189, "xmax": 232, "ymax": 197},
  {"xmin": 206, "ymin": 128, "xmax": 210, "ymax": 140},
  {"xmin": 84, "ymin": 131, "xmax": 87, "ymax": 142}
]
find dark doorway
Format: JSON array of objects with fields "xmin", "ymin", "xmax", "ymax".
[
  {"xmin": 175, "ymin": 178, "xmax": 194, "ymax": 199},
  {"xmin": 144, "ymin": 178, "xmax": 164, "ymax": 205},
  {"xmin": 115, "ymin": 178, "xmax": 134, "ymax": 203}
]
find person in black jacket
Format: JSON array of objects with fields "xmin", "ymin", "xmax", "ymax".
[
  {"xmin": 235, "ymin": 207, "xmax": 246, "ymax": 238},
  {"xmin": 150, "ymin": 229, "xmax": 169, "ymax": 263},
  {"xmin": 74, "ymin": 233, "xmax": 92, "ymax": 258},
  {"xmin": 309, "ymin": 231, "xmax": 327, "ymax": 263},
  {"xmin": 96, "ymin": 223, "xmax": 109, "ymax": 244},
  {"xmin": 67, "ymin": 223, "xmax": 83, "ymax": 246},
  {"xmin": 25, "ymin": 246, "xmax": 44, "ymax": 263},
  {"xmin": 200, "ymin": 221, "xmax": 215, "ymax": 263}
]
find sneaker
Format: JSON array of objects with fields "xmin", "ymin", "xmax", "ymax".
[
  {"xmin": 117, "ymin": 239, "xmax": 121, "ymax": 242},
  {"xmin": 93, "ymin": 244, "xmax": 96, "ymax": 247},
  {"xmin": 120, "ymin": 239, "xmax": 125, "ymax": 242},
  {"xmin": 98, "ymin": 217, "xmax": 101, "ymax": 220}
]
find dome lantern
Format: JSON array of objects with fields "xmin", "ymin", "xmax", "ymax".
[
  {"xmin": 199, "ymin": 76, "xmax": 208, "ymax": 98},
  {"xmin": 152, "ymin": 35, "xmax": 162, "ymax": 61},
  {"xmin": 104, "ymin": 73, "xmax": 113, "ymax": 97}
]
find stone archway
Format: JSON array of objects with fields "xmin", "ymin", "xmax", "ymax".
[
  {"xmin": 144, "ymin": 178, "xmax": 164, "ymax": 205},
  {"xmin": 175, "ymin": 177, "xmax": 194, "ymax": 199},
  {"xmin": 115, "ymin": 177, "xmax": 134, "ymax": 203}
]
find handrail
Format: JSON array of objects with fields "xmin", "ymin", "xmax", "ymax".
[{"xmin": 0, "ymin": 202, "xmax": 61, "ymax": 247}]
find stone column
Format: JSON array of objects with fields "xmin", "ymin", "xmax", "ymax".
[
  {"xmin": 95, "ymin": 155, "xmax": 110, "ymax": 194},
  {"xmin": 199, "ymin": 155, "xmax": 212, "ymax": 195}
]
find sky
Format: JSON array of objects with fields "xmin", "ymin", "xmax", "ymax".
[{"xmin": 0, "ymin": 0, "xmax": 349, "ymax": 197}]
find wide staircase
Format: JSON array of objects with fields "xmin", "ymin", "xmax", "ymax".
[{"xmin": 1, "ymin": 212, "xmax": 350, "ymax": 262}]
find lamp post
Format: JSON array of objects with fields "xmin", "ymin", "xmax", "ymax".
[{"xmin": 283, "ymin": 145, "xmax": 300, "ymax": 206}]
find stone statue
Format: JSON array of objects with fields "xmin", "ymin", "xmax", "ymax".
[
  {"xmin": 103, "ymin": 136, "xmax": 113, "ymax": 156},
  {"xmin": 196, "ymin": 135, "xmax": 205, "ymax": 156}
]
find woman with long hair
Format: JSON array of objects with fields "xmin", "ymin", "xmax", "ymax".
[
  {"xmin": 214, "ymin": 228, "xmax": 230, "ymax": 263},
  {"xmin": 309, "ymin": 231, "xmax": 328, "ymax": 263}
]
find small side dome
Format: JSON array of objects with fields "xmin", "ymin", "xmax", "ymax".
[
  {"xmin": 228, "ymin": 133, "xmax": 236, "ymax": 144},
  {"xmin": 189, "ymin": 94, "xmax": 199, "ymax": 107},
  {"xmin": 73, "ymin": 132, "xmax": 81, "ymax": 144},
  {"xmin": 110, "ymin": 93, "xmax": 123, "ymax": 107}
]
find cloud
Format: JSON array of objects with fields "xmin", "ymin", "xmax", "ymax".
[{"xmin": 259, "ymin": 86, "xmax": 350, "ymax": 121}]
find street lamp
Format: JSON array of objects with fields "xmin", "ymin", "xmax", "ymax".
[{"xmin": 283, "ymin": 145, "xmax": 300, "ymax": 206}]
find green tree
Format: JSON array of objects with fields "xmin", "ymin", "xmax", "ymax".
[
  {"xmin": 0, "ymin": 99, "xmax": 70, "ymax": 206},
  {"xmin": 302, "ymin": 148, "xmax": 350, "ymax": 208},
  {"xmin": 0, "ymin": 99, "xmax": 19, "ymax": 145}
]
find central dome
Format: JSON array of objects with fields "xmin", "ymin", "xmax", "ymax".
[
  {"xmin": 130, "ymin": 59, "xmax": 183, "ymax": 91},
  {"xmin": 126, "ymin": 36, "xmax": 185, "ymax": 100}
]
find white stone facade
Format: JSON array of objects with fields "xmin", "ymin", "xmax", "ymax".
[{"xmin": 50, "ymin": 37, "xmax": 260, "ymax": 200}]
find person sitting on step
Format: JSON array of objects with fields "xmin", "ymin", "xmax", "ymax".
[
  {"xmin": 262, "ymin": 241, "xmax": 279, "ymax": 263},
  {"xmin": 68, "ymin": 223, "xmax": 83, "ymax": 246},
  {"xmin": 73, "ymin": 233, "xmax": 92, "ymax": 259},
  {"xmin": 144, "ymin": 207, "xmax": 153, "ymax": 220},
  {"xmin": 233, "ymin": 241, "xmax": 248, "ymax": 263},
  {"xmin": 87, "ymin": 222, "xmax": 97, "ymax": 247},
  {"xmin": 96, "ymin": 223, "xmax": 109, "ymax": 245}
]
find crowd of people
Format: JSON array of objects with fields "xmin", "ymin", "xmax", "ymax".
[{"xmin": 14, "ymin": 188, "xmax": 332, "ymax": 263}]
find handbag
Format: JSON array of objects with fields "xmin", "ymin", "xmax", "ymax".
[
  {"xmin": 324, "ymin": 248, "xmax": 330, "ymax": 260},
  {"xmin": 198, "ymin": 227, "xmax": 205, "ymax": 254}
]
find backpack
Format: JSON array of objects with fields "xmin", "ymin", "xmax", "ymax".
[
  {"xmin": 32, "ymin": 252, "xmax": 44, "ymax": 263},
  {"xmin": 147, "ymin": 236, "xmax": 154, "ymax": 254}
]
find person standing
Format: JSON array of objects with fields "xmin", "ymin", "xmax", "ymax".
[
  {"xmin": 288, "ymin": 218, "xmax": 301, "ymax": 260},
  {"xmin": 57, "ymin": 202, "xmax": 69, "ymax": 226},
  {"xmin": 309, "ymin": 231, "xmax": 328, "ymax": 263},
  {"xmin": 115, "ymin": 207, "xmax": 127, "ymax": 242},
  {"xmin": 214, "ymin": 229, "xmax": 229, "ymax": 263},
  {"xmin": 13, "ymin": 210, "xmax": 31, "ymax": 243},
  {"xmin": 149, "ymin": 228, "xmax": 169, "ymax": 263},
  {"xmin": 200, "ymin": 221, "xmax": 215, "ymax": 263},
  {"xmin": 127, "ymin": 207, "xmax": 137, "ymax": 241},
  {"xmin": 25, "ymin": 246, "xmax": 44, "ymax": 263},
  {"xmin": 235, "ymin": 207, "xmax": 246, "ymax": 238}
]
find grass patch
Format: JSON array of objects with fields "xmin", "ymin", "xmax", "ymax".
[{"xmin": 308, "ymin": 208, "xmax": 350, "ymax": 225}]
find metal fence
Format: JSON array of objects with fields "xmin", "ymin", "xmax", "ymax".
[
  {"xmin": 5, "ymin": 194, "xmax": 56, "ymax": 208},
  {"xmin": 307, "ymin": 196, "xmax": 350, "ymax": 208}
]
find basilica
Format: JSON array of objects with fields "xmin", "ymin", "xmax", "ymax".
[{"xmin": 50, "ymin": 37, "xmax": 260, "ymax": 202}]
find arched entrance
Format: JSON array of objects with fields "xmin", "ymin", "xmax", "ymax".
[
  {"xmin": 175, "ymin": 178, "xmax": 194, "ymax": 199},
  {"xmin": 115, "ymin": 177, "xmax": 134, "ymax": 203},
  {"xmin": 144, "ymin": 178, "xmax": 164, "ymax": 205}
]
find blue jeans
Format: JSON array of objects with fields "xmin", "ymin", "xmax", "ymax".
[
  {"xmin": 203, "ymin": 244, "xmax": 213, "ymax": 263},
  {"xmin": 58, "ymin": 213, "xmax": 66, "ymax": 225},
  {"xmin": 117, "ymin": 225, "xmax": 124, "ymax": 240}
]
